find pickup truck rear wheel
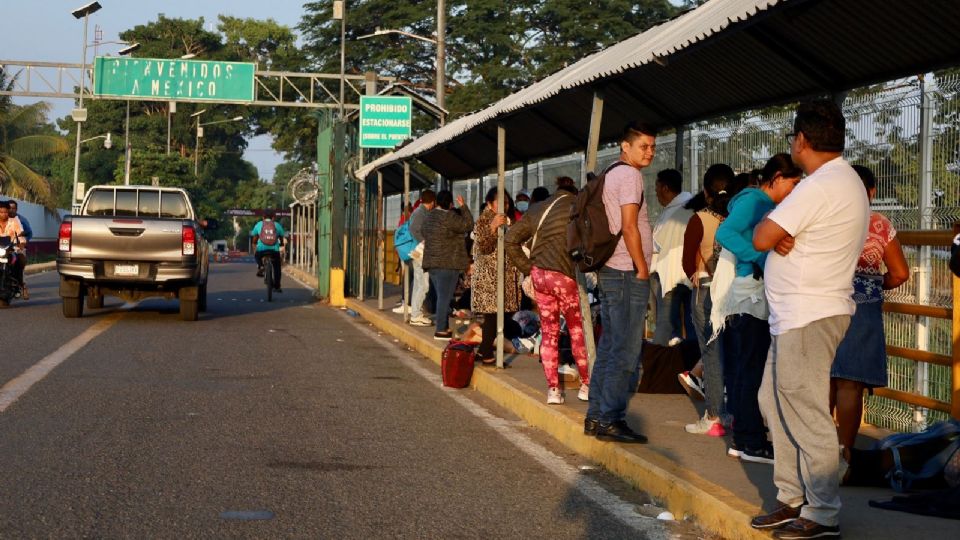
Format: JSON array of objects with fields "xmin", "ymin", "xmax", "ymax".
[
  {"xmin": 63, "ymin": 296, "xmax": 84, "ymax": 318},
  {"xmin": 180, "ymin": 298, "xmax": 199, "ymax": 321}
]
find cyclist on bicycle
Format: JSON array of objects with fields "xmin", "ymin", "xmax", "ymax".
[{"xmin": 252, "ymin": 210, "xmax": 286, "ymax": 293}]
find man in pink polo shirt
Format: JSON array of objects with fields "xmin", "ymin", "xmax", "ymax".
[{"xmin": 585, "ymin": 121, "xmax": 656, "ymax": 444}]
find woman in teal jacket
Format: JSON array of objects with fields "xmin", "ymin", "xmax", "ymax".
[{"xmin": 714, "ymin": 154, "xmax": 801, "ymax": 463}]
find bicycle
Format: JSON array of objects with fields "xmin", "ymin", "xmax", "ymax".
[{"xmin": 264, "ymin": 252, "xmax": 275, "ymax": 302}]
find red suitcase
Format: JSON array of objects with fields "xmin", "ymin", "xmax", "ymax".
[{"xmin": 441, "ymin": 341, "xmax": 476, "ymax": 388}]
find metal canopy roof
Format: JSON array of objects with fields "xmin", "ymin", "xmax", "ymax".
[
  {"xmin": 356, "ymin": 0, "xmax": 960, "ymax": 181},
  {"xmin": 373, "ymin": 161, "xmax": 433, "ymax": 196}
]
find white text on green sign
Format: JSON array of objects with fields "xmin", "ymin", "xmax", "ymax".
[
  {"xmin": 360, "ymin": 96, "xmax": 413, "ymax": 149},
  {"xmin": 93, "ymin": 57, "xmax": 256, "ymax": 103}
]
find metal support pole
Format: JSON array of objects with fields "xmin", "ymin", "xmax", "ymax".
[
  {"xmin": 689, "ymin": 128, "xmax": 700, "ymax": 192},
  {"xmin": 522, "ymin": 160, "xmax": 529, "ymax": 190},
  {"xmin": 338, "ymin": 3, "xmax": 346, "ymax": 120},
  {"xmin": 377, "ymin": 171, "xmax": 385, "ymax": 310},
  {"xmin": 359, "ymin": 181, "xmax": 366, "ymax": 301},
  {"xmin": 579, "ymin": 90, "xmax": 605, "ymax": 374},
  {"xmin": 71, "ymin": 12, "xmax": 92, "ymax": 212},
  {"xmin": 496, "ymin": 124, "xmax": 506, "ymax": 369},
  {"xmin": 584, "ymin": 90, "xmax": 604, "ymax": 176},
  {"xmin": 436, "ymin": 0, "xmax": 446, "ymax": 122},
  {"xmin": 403, "ymin": 161, "xmax": 411, "ymax": 322},
  {"xmin": 194, "ymin": 116, "xmax": 201, "ymax": 175},
  {"xmin": 915, "ymin": 73, "xmax": 935, "ymax": 429},
  {"xmin": 674, "ymin": 124, "xmax": 686, "ymax": 174},
  {"xmin": 166, "ymin": 101, "xmax": 173, "ymax": 155},
  {"xmin": 124, "ymin": 100, "xmax": 131, "ymax": 185}
]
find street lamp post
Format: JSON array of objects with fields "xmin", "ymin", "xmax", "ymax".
[
  {"xmin": 167, "ymin": 54, "xmax": 194, "ymax": 156},
  {"xmin": 193, "ymin": 113, "xmax": 244, "ymax": 175},
  {"xmin": 191, "ymin": 109, "xmax": 206, "ymax": 175},
  {"xmin": 70, "ymin": 1, "xmax": 102, "ymax": 213},
  {"xmin": 333, "ymin": 1, "xmax": 346, "ymax": 119}
]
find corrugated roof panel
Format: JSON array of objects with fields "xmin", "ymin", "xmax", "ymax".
[{"xmin": 357, "ymin": 0, "xmax": 960, "ymax": 181}]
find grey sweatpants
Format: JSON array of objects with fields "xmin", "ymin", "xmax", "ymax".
[{"xmin": 758, "ymin": 315, "xmax": 850, "ymax": 527}]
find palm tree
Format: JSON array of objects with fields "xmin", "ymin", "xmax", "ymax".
[{"xmin": 0, "ymin": 68, "xmax": 69, "ymax": 208}]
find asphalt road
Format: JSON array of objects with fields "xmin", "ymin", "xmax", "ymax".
[{"xmin": 0, "ymin": 262, "xmax": 705, "ymax": 539}]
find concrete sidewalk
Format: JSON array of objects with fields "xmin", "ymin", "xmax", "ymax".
[{"xmin": 346, "ymin": 293, "xmax": 957, "ymax": 540}]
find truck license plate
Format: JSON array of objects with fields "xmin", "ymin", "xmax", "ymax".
[{"xmin": 114, "ymin": 264, "xmax": 139, "ymax": 276}]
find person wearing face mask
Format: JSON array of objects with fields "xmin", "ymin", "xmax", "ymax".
[{"xmin": 515, "ymin": 191, "xmax": 531, "ymax": 214}]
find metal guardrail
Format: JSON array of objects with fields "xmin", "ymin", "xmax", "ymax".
[{"xmin": 874, "ymin": 225, "xmax": 959, "ymax": 419}]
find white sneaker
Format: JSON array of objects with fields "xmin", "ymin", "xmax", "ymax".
[
  {"xmin": 392, "ymin": 305, "xmax": 407, "ymax": 314},
  {"xmin": 685, "ymin": 411, "xmax": 723, "ymax": 435},
  {"xmin": 578, "ymin": 384, "xmax": 589, "ymax": 401},
  {"xmin": 558, "ymin": 364, "xmax": 577, "ymax": 376},
  {"xmin": 546, "ymin": 387, "xmax": 564, "ymax": 405},
  {"xmin": 409, "ymin": 315, "xmax": 432, "ymax": 327}
]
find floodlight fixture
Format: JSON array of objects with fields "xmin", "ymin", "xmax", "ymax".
[
  {"xmin": 190, "ymin": 109, "xmax": 207, "ymax": 118},
  {"xmin": 71, "ymin": 1, "xmax": 101, "ymax": 19},
  {"xmin": 117, "ymin": 42, "xmax": 140, "ymax": 56}
]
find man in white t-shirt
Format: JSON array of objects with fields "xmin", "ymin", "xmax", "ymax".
[
  {"xmin": 750, "ymin": 100, "xmax": 869, "ymax": 539},
  {"xmin": 584, "ymin": 121, "xmax": 656, "ymax": 445}
]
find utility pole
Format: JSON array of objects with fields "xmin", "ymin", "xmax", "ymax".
[{"xmin": 437, "ymin": 0, "xmax": 446, "ymax": 125}]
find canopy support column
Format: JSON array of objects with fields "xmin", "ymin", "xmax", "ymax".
[
  {"xmin": 402, "ymin": 161, "xmax": 411, "ymax": 323},
  {"xmin": 377, "ymin": 171, "xmax": 385, "ymax": 310},
  {"xmin": 585, "ymin": 90, "xmax": 605, "ymax": 176},
  {"xmin": 496, "ymin": 123, "xmax": 507, "ymax": 370}
]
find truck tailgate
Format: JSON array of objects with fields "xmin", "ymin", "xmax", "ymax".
[{"xmin": 69, "ymin": 217, "xmax": 186, "ymax": 261}]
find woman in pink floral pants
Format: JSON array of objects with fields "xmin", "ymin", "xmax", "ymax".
[
  {"xmin": 505, "ymin": 177, "xmax": 589, "ymax": 404},
  {"xmin": 532, "ymin": 267, "xmax": 590, "ymax": 394}
]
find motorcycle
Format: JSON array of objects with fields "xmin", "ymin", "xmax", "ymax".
[{"xmin": 0, "ymin": 239, "xmax": 23, "ymax": 307}]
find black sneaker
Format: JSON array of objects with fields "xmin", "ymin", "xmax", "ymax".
[
  {"xmin": 751, "ymin": 503, "xmax": 802, "ymax": 529},
  {"xmin": 772, "ymin": 517, "xmax": 840, "ymax": 539},
  {"xmin": 584, "ymin": 417, "xmax": 599, "ymax": 436},
  {"xmin": 742, "ymin": 444, "xmax": 775, "ymax": 465},
  {"xmin": 433, "ymin": 330, "xmax": 453, "ymax": 341},
  {"xmin": 595, "ymin": 420, "xmax": 648, "ymax": 444},
  {"xmin": 274, "ymin": 287, "xmax": 283, "ymax": 293},
  {"xmin": 256, "ymin": 268, "xmax": 265, "ymax": 277}
]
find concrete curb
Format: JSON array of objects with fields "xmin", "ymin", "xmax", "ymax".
[
  {"xmin": 25, "ymin": 261, "xmax": 56, "ymax": 275},
  {"xmin": 347, "ymin": 298, "xmax": 768, "ymax": 540}
]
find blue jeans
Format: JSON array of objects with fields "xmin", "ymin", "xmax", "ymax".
[
  {"xmin": 587, "ymin": 267, "xmax": 650, "ymax": 424},
  {"xmin": 691, "ymin": 284, "xmax": 728, "ymax": 423},
  {"xmin": 723, "ymin": 313, "xmax": 771, "ymax": 449},
  {"xmin": 428, "ymin": 268, "xmax": 459, "ymax": 333},
  {"xmin": 651, "ymin": 273, "xmax": 695, "ymax": 346}
]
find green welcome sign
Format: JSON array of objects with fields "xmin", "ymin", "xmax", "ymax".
[
  {"xmin": 359, "ymin": 96, "xmax": 413, "ymax": 148},
  {"xmin": 93, "ymin": 57, "xmax": 256, "ymax": 103}
]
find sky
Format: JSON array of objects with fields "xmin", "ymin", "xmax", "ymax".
[{"xmin": 2, "ymin": 0, "xmax": 313, "ymax": 182}]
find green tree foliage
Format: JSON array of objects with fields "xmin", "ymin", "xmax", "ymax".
[
  {"xmin": 298, "ymin": 1, "xmax": 680, "ymax": 119},
  {"xmin": 0, "ymin": 69, "xmax": 69, "ymax": 208}
]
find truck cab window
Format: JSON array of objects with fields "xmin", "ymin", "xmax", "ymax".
[
  {"xmin": 85, "ymin": 190, "xmax": 114, "ymax": 216},
  {"xmin": 115, "ymin": 190, "xmax": 138, "ymax": 217},
  {"xmin": 138, "ymin": 190, "xmax": 161, "ymax": 217},
  {"xmin": 160, "ymin": 193, "xmax": 189, "ymax": 219}
]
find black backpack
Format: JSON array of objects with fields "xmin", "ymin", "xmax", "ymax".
[{"xmin": 567, "ymin": 161, "xmax": 642, "ymax": 272}]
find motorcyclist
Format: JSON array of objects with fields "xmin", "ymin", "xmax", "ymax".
[
  {"xmin": 0, "ymin": 201, "xmax": 26, "ymax": 295},
  {"xmin": 7, "ymin": 200, "xmax": 31, "ymax": 299}
]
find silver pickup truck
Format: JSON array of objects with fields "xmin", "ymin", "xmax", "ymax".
[{"xmin": 56, "ymin": 185, "xmax": 210, "ymax": 321}]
